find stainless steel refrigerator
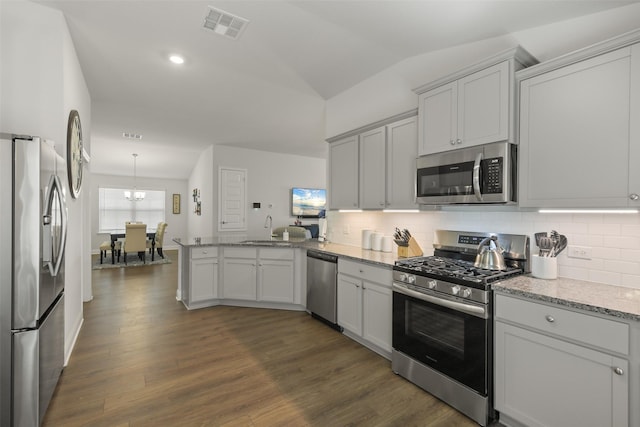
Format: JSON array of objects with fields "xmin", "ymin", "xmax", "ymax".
[{"xmin": 0, "ymin": 134, "xmax": 67, "ymax": 426}]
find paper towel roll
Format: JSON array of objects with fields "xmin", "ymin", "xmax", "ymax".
[
  {"xmin": 371, "ymin": 232, "xmax": 383, "ymax": 251},
  {"xmin": 382, "ymin": 236, "xmax": 393, "ymax": 253},
  {"xmin": 362, "ymin": 229, "xmax": 373, "ymax": 249}
]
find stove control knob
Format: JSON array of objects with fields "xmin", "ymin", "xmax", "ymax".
[
  {"xmin": 428, "ymin": 280, "xmax": 437, "ymax": 290},
  {"xmin": 451, "ymin": 285, "xmax": 461, "ymax": 296},
  {"xmin": 462, "ymin": 288, "xmax": 472, "ymax": 298},
  {"xmin": 407, "ymin": 275, "xmax": 416, "ymax": 284},
  {"xmin": 399, "ymin": 273, "xmax": 407, "ymax": 282}
]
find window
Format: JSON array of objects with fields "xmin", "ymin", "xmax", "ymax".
[{"xmin": 98, "ymin": 187, "xmax": 165, "ymax": 232}]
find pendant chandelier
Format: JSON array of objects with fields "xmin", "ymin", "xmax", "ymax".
[{"xmin": 124, "ymin": 153, "xmax": 145, "ymax": 201}]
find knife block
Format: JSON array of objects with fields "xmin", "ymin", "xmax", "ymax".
[{"xmin": 397, "ymin": 237, "xmax": 423, "ymax": 258}]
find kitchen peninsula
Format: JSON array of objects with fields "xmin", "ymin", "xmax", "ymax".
[{"xmin": 173, "ymin": 237, "xmax": 398, "ymax": 311}]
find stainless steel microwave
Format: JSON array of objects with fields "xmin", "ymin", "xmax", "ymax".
[{"xmin": 416, "ymin": 142, "xmax": 517, "ymax": 205}]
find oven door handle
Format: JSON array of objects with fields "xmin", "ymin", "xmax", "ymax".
[
  {"xmin": 472, "ymin": 152, "xmax": 483, "ymax": 201},
  {"xmin": 392, "ymin": 282, "xmax": 488, "ymax": 319}
]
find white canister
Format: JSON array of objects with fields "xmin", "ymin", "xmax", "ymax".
[
  {"xmin": 381, "ymin": 236, "xmax": 393, "ymax": 253},
  {"xmin": 362, "ymin": 229, "xmax": 374, "ymax": 249},
  {"xmin": 371, "ymin": 232, "xmax": 383, "ymax": 251},
  {"xmin": 531, "ymin": 255, "xmax": 558, "ymax": 279}
]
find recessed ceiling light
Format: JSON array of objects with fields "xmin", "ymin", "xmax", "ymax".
[{"xmin": 169, "ymin": 55, "xmax": 184, "ymax": 65}]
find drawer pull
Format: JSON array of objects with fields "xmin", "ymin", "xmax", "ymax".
[
  {"xmin": 545, "ymin": 315, "xmax": 555, "ymax": 323},
  {"xmin": 614, "ymin": 367, "xmax": 624, "ymax": 376}
]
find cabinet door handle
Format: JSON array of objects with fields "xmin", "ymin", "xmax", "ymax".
[
  {"xmin": 450, "ymin": 139, "xmax": 455, "ymax": 145},
  {"xmin": 614, "ymin": 367, "xmax": 624, "ymax": 376},
  {"xmin": 630, "ymin": 193, "xmax": 639, "ymax": 201},
  {"xmin": 545, "ymin": 315, "xmax": 555, "ymax": 323},
  {"xmin": 456, "ymin": 139, "xmax": 462, "ymax": 145}
]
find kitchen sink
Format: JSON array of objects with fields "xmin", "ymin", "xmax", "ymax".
[{"xmin": 240, "ymin": 240, "xmax": 293, "ymax": 247}]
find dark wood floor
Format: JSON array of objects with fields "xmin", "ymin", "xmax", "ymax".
[{"xmin": 43, "ymin": 250, "xmax": 478, "ymax": 426}]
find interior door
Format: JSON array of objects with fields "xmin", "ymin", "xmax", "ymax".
[{"xmin": 218, "ymin": 167, "xmax": 247, "ymax": 231}]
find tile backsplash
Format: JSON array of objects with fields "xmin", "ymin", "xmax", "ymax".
[{"xmin": 326, "ymin": 210, "xmax": 640, "ymax": 290}]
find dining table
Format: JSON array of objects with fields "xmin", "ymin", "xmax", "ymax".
[{"xmin": 109, "ymin": 229, "xmax": 156, "ymax": 264}]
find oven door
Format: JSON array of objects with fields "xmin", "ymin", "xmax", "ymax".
[{"xmin": 392, "ymin": 282, "xmax": 489, "ymax": 395}]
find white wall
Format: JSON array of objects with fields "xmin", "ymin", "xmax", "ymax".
[
  {"xmin": 1, "ymin": 0, "xmax": 91, "ymax": 361},
  {"xmin": 324, "ymin": 4, "xmax": 640, "ymax": 290},
  {"xmin": 90, "ymin": 173, "xmax": 189, "ymax": 251},
  {"xmin": 187, "ymin": 145, "xmax": 214, "ymax": 238},
  {"xmin": 187, "ymin": 144, "xmax": 326, "ymax": 239}
]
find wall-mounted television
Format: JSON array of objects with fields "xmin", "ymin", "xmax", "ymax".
[{"xmin": 291, "ymin": 187, "xmax": 326, "ymax": 218}]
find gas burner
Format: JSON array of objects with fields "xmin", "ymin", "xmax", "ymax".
[{"xmin": 395, "ymin": 255, "xmax": 523, "ymax": 287}]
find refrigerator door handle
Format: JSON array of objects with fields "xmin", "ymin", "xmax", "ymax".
[{"xmin": 43, "ymin": 174, "xmax": 67, "ymax": 277}]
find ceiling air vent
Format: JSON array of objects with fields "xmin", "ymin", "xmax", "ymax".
[{"xmin": 203, "ymin": 6, "xmax": 249, "ymax": 40}]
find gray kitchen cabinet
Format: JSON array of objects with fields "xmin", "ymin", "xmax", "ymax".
[
  {"xmin": 337, "ymin": 259, "xmax": 392, "ymax": 358},
  {"xmin": 415, "ymin": 47, "xmax": 536, "ymax": 156},
  {"xmin": 418, "ymin": 61, "xmax": 509, "ymax": 155},
  {"xmin": 328, "ymin": 112, "xmax": 418, "ymax": 211},
  {"xmin": 359, "ymin": 126, "xmax": 386, "ymax": 209},
  {"xmin": 386, "ymin": 116, "xmax": 418, "ymax": 209},
  {"xmin": 518, "ymin": 35, "xmax": 640, "ymax": 208},
  {"xmin": 258, "ymin": 248, "xmax": 295, "ymax": 303},
  {"xmin": 494, "ymin": 293, "xmax": 630, "ymax": 427},
  {"xmin": 222, "ymin": 247, "xmax": 257, "ymax": 301},
  {"xmin": 183, "ymin": 246, "xmax": 219, "ymax": 308},
  {"xmin": 328, "ymin": 135, "xmax": 359, "ymax": 209},
  {"xmin": 222, "ymin": 247, "xmax": 296, "ymax": 304}
]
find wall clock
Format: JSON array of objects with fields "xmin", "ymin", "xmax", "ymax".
[{"xmin": 66, "ymin": 109, "xmax": 83, "ymax": 199}]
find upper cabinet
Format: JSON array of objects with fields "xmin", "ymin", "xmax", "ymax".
[
  {"xmin": 518, "ymin": 31, "xmax": 640, "ymax": 208},
  {"xmin": 414, "ymin": 47, "xmax": 537, "ymax": 156},
  {"xmin": 328, "ymin": 135, "xmax": 359, "ymax": 209},
  {"xmin": 327, "ymin": 112, "xmax": 418, "ymax": 211}
]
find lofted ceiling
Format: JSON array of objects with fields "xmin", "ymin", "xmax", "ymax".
[{"xmin": 35, "ymin": 0, "xmax": 635, "ymax": 179}]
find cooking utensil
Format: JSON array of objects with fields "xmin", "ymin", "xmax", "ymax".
[
  {"xmin": 538, "ymin": 236, "xmax": 553, "ymax": 257},
  {"xmin": 474, "ymin": 236, "xmax": 507, "ymax": 270},
  {"xmin": 534, "ymin": 232, "xmax": 547, "ymax": 247},
  {"xmin": 550, "ymin": 234, "xmax": 568, "ymax": 257}
]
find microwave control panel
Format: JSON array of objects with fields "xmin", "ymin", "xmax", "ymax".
[{"xmin": 483, "ymin": 157, "xmax": 503, "ymax": 193}]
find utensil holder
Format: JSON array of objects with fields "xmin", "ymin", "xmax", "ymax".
[
  {"xmin": 397, "ymin": 237, "xmax": 423, "ymax": 258},
  {"xmin": 531, "ymin": 255, "xmax": 558, "ymax": 279}
]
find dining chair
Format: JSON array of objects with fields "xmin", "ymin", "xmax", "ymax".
[
  {"xmin": 99, "ymin": 240, "xmax": 121, "ymax": 264},
  {"xmin": 122, "ymin": 223, "xmax": 147, "ymax": 264},
  {"xmin": 147, "ymin": 222, "xmax": 167, "ymax": 259}
]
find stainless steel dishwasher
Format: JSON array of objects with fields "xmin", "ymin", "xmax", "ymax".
[{"xmin": 306, "ymin": 250, "xmax": 341, "ymax": 330}]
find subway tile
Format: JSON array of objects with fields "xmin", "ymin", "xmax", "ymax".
[
  {"xmin": 589, "ymin": 270, "xmax": 621, "ymax": 286},
  {"xmin": 621, "ymin": 274, "xmax": 640, "ymax": 290},
  {"xmin": 588, "ymin": 223, "xmax": 621, "ymax": 236},
  {"xmin": 603, "ymin": 260, "xmax": 640, "ymax": 275},
  {"xmin": 592, "ymin": 247, "xmax": 621, "ymax": 260},
  {"xmin": 621, "ymin": 225, "xmax": 640, "ymax": 237},
  {"xmin": 603, "ymin": 235, "xmax": 640, "ymax": 249}
]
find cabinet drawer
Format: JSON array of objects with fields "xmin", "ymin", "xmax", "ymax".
[
  {"xmin": 224, "ymin": 247, "xmax": 257, "ymax": 259},
  {"xmin": 259, "ymin": 248, "xmax": 294, "ymax": 261},
  {"xmin": 495, "ymin": 294, "xmax": 629, "ymax": 355},
  {"xmin": 190, "ymin": 246, "xmax": 218, "ymax": 259},
  {"xmin": 338, "ymin": 259, "xmax": 392, "ymax": 287}
]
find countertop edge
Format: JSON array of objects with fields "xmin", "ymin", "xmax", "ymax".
[{"xmin": 493, "ymin": 278, "xmax": 640, "ymax": 322}]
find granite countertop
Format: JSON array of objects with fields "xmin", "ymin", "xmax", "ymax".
[
  {"xmin": 493, "ymin": 275, "xmax": 640, "ymax": 322},
  {"xmin": 172, "ymin": 236, "xmax": 400, "ymax": 267}
]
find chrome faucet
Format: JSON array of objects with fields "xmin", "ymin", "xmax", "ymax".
[{"xmin": 264, "ymin": 214, "xmax": 273, "ymax": 239}]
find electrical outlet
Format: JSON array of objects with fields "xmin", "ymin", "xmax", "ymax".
[
  {"xmin": 343, "ymin": 225, "xmax": 350, "ymax": 235},
  {"xmin": 567, "ymin": 245, "xmax": 592, "ymax": 260}
]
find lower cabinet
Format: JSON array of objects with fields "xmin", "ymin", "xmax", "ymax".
[
  {"xmin": 187, "ymin": 247, "xmax": 219, "ymax": 307},
  {"xmin": 222, "ymin": 247, "xmax": 296, "ymax": 304},
  {"xmin": 494, "ymin": 293, "xmax": 630, "ymax": 427},
  {"xmin": 337, "ymin": 259, "xmax": 392, "ymax": 358}
]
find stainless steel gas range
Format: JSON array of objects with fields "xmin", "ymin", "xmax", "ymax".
[{"xmin": 392, "ymin": 230, "xmax": 530, "ymax": 426}]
